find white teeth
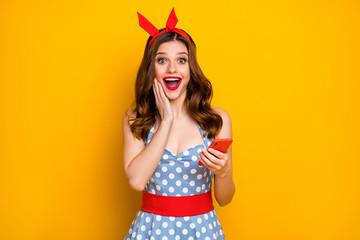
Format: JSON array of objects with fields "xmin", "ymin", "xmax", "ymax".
[{"xmin": 164, "ymin": 78, "xmax": 180, "ymax": 81}]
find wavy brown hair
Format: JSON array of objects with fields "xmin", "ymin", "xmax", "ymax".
[{"xmin": 128, "ymin": 28, "xmax": 222, "ymax": 142}]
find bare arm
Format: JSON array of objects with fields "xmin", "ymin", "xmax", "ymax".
[
  {"xmin": 198, "ymin": 107, "xmax": 235, "ymax": 206},
  {"xmin": 122, "ymin": 80, "xmax": 173, "ymax": 191},
  {"xmin": 122, "ymin": 114, "xmax": 173, "ymax": 191}
]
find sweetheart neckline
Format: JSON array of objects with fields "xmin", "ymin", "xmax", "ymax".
[
  {"xmin": 164, "ymin": 143, "xmax": 206, "ymax": 157},
  {"xmin": 151, "ymin": 122, "xmax": 207, "ymax": 156}
]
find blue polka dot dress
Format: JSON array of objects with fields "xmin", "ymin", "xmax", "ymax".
[{"xmin": 125, "ymin": 124, "xmax": 226, "ymax": 240}]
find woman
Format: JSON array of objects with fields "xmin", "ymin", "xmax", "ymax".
[{"xmin": 123, "ymin": 8, "xmax": 235, "ymax": 239}]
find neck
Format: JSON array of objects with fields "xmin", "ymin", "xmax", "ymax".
[{"xmin": 169, "ymin": 92, "xmax": 188, "ymax": 119}]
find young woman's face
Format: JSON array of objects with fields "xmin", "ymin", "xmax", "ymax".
[{"xmin": 154, "ymin": 40, "xmax": 190, "ymax": 100}]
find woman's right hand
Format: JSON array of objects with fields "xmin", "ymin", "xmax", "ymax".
[
  {"xmin": 123, "ymin": 81, "xmax": 174, "ymax": 191},
  {"xmin": 153, "ymin": 79, "xmax": 173, "ymax": 122}
]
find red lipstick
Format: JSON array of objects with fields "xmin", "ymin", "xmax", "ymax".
[{"xmin": 163, "ymin": 76, "xmax": 182, "ymax": 91}]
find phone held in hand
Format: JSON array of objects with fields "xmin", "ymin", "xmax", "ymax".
[{"xmin": 198, "ymin": 138, "xmax": 233, "ymax": 166}]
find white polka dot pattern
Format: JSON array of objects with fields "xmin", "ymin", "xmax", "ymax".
[
  {"xmin": 144, "ymin": 149, "xmax": 213, "ymax": 196},
  {"xmin": 125, "ymin": 209, "xmax": 223, "ymax": 240},
  {"xmin": 125, "ymin": 123, "xmax": 224, "ymax": 239}
]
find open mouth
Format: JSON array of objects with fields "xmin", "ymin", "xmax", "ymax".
[{"xmin": 163, "ymin": 77, "xmax": 182, "ymax": 91}]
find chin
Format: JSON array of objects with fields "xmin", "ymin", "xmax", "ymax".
[
  {"xmin": 164, "ymin": 92, "xmax": 180, "ymax": 100},
  {"xmin": 164, "ymin": 89, "xmax": 186, "ymax": 101}
]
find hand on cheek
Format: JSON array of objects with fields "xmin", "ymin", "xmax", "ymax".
[{"xmin": 153, "ymin": 79, "xmax": 173, "ymax": 121}]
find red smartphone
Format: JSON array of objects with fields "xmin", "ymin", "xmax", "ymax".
[{"xmin": 198, "ymin": 138, "xmax": 233, "ymax": 166}]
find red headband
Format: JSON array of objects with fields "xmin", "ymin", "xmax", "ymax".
[{"xmin": 137, "ymin": 8, "xmax": 192, "ymax": 50}]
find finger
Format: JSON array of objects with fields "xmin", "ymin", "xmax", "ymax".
[
  {"xmin": 199, "ymin": 152, "xmax": 218, "ymax": 169},
  {"xmin": 153, "ymin": 81, "xmax": 161, "ymax": 104},
  {"xmin": 201, "ymin": 149, "xmax": 221, "ymax": 164},
  {"xmin": 152, "ymin": 81, "xmax": 157, "ymax": 98},
  {"xmin": 157, "ymin": 81, "xmax": 167, "ymax": 100},
  {"xmin": 155, "ymin": 81, "xmax": 163, "ymax": 102},
  {"xmin": 198, "ymin": 155, "xmax": 209, "ymax": 167},
  {"xmin": 207, "ymin": 147, "xmax": 226, "ymax": 159},
  {"xmin": 152, "ymin": 84, "xmax": 158, "ymax": 107},
  {"xmin": 154, "ymin": 80, "xmax": 161, "ymax": 101}
]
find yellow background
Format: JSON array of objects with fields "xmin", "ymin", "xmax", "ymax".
[{"xmin": 1, "ymin": 0, "xmax": 359, "ymax": 239}]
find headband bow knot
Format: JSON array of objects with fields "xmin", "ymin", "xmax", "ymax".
[{"xmin": 137, "ymin": 8, "xmax": 191, "ymax": 50}]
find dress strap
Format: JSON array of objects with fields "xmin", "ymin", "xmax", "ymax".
[
  {"xmin": 198, "ymin": 124, "xmax": 205, "ymax": 136},
  {"xmin": 198, "ymin": 124, "xmax": 213, "ymax": 148},
  {"xmin": 145, "ymin": 122, "xmax": 156, "ymax": 146}
]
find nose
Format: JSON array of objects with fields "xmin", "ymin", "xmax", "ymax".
[{"xmin": 166, "ymin": 60, "xmax": 177, "ymax": 74}]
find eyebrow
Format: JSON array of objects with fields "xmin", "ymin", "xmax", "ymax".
[{"xmin": 156, "ymin": 52, "xmax": 188, "ymax": 56}]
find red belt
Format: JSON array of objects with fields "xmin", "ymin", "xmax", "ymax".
[{"xmin": 141, "ymin": 190, "xmax": 214, "ymax": 217}]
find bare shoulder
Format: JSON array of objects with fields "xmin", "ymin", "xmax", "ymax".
[
  {"xmin": 122, "ymin": 108, "xmax": 136, "ymax": 127},
  {"xmin": 211, "ymin": 106, "xmax": 231, "ymax": 124},
  {"xmin": 122, "ymin": 108, "xmax": 145, "ymax": 147},
  {"xmin": 211, "ymin": 105, "xmax": 232, "ymax": 138}
]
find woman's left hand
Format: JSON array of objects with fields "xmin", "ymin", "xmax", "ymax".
[{"xmin": 199, "ymin": 148, "xmax": 230, "ymax": 178}]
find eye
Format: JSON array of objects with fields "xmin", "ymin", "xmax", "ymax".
[
  {"xmin": 178, "ymin": 58, "xmax": 187, "ymax": 64},
  {"xmin": 157, "ymin": 58, "xmax": 167, "ymax": 64}
]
